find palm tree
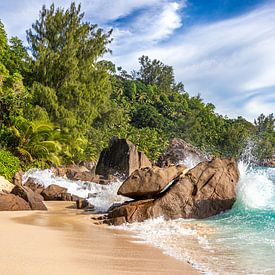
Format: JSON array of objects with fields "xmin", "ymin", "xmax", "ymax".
[{"xmin": 11, "ymin": 120, "xmax": 61, "ymax": 165}]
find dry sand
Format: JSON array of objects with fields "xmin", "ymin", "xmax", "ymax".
[{"xmin": 0, "ymin": 201, "xmax": 198, "ymax": 275}]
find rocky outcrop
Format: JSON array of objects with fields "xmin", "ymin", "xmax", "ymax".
[
  {"xmin": 95, "ymin": 137, "xmax": 152, "ymax": 178},
  {"xmin": 0, "ymin": 193, "xmax": 31, "ymax": 211},
  {"xmin": 157, "ymin": 138, "xmax": 209, "ymax": 167},
  {"xmin": 11, "ymin": 185, "xmax": 47, "ymax": 211},
  {"xmin": 105, "ymin": 158, "xmax": 239, "ymax": 225},
  {"xmin": 118, "ymin": 165, "xmax": 188, "ymax": 199},
  {"xmin": 0, "ymin": 176, "xmax": 14, "ymax": 193}
]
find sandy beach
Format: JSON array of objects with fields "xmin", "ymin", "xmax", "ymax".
[{"xmin": 0, "ymin": 201, "xmax": 198, "ymax": 275}]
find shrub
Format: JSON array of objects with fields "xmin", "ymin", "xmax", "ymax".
[{"xmin": 0, "ymin": 150, "xmax": 20, "ymax": 181}]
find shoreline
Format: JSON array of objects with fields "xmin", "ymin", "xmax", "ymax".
[{"xmin": 0, "ymin": 201, "xmax": 198, "ymax": 275}]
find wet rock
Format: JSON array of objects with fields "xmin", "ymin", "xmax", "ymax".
[
  {"xmin": 95, "ymin": 137, "xmax": 152, "ymax": 178},
  {"xmin": 76, "ymin": 198, "xmax": 94, "ymax": 209},
  {"xmin": 11, "ymin": 185, "xmax": 47, "ymax": 211},
  {"xmin": 118, "ymin": 165, "xmax": 188, "ymax": 199},
  {"xmin": 106, "ymin": 158, "xmax": 239, "ymax": 225},
  {"xmin": 0, "ymin": 193, "xmax": 31, "ymax": 211},
  {"xmin": 157, "ymin": 138, "xmax": 210, "ymax": 167}
]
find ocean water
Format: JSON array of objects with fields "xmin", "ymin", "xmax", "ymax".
[{"xmin": 24, "ymin": 162, "xmax": 275, "ymax": 274}]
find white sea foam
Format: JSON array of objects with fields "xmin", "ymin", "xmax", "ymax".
[
  {"xmin": 113, "ymin": 217, "xmax": 219, "ymax": 274},
  {"xmin": 23, "ymin": 169, "xmax": 127, "ymax": 212},
  {"xmin": 236, "ymin": 161, "xmax": 275, "ymax": 210}
]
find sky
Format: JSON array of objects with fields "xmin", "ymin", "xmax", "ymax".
[{"xmin": 0, "ymin": 0, "xmax": 274, "ymax": 121}]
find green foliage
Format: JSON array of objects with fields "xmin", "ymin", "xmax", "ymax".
[
  {"xmin": 3, "ymin": 118, "xmax": 61, "ymax": 166},
  {"xmin": 0, "ymin": 4, "xmax": 274, "ymax": 170},
  {"xmin": 0, "ymin": 150, "xmax": 20, "ymax": 181},
  {"xmin": 253, "ymin": 114, "xmax": 275, "ymax": 160},
  {"xmin": 27, "ymin": 2, "xmax": 113, "ymax": 134}
]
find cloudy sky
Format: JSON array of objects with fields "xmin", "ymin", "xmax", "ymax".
[{"xmin": 0, "ymin": 0, "xmax": 274, "ymax": 121}]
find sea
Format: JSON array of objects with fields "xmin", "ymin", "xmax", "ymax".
[{"xmin": 23, "ymin": 156, "xmax": 275, "ymax": 274}]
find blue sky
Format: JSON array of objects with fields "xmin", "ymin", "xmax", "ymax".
[{"xmin": 0, "ymin": 0, "xmax": 274, "ymax": 121}]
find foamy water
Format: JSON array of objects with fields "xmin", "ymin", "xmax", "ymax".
[
  {"xmin": 23, "ymin": 169, "xmax": 127, "ymax": 212},
  {"xmin": 24, "ymin": 157, "xmax": 275, "ymax": 274}
]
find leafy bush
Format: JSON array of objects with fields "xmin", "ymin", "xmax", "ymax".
[{"xmin": 0, "ymin": 150, "xmax": 20, "ymax": 181}]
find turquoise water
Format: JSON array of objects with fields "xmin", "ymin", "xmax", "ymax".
[{"xmin": 200, "ymin": 165, "xmax": 275, "ymax": 274}]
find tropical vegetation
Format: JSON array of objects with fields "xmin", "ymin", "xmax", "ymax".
[{"xmin": 0, "ymin": 3, "xmax": 274, "ymax": 178}]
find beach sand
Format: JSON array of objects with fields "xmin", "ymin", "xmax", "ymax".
[{"xmin": 0, "ymin": 201, "xmax": 198, "ymax": 275}]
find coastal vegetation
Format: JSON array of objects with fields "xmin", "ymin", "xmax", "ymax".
[{"xmin": 0, "ymin": 2, "xmax": 274, "ymax": 177}]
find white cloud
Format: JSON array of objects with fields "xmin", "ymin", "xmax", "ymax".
[
  {"xmin": 81, "ymin": 0, "xmax": 161, "ymax": 23},
  {"xmin": 0, "ymin": 0, "xmax": 179, "ymax": 39},
  {"xmin": 110, "ymin": 3, "xmax": 275, "ymax": 121}
]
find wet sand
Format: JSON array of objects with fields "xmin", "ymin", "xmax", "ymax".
[{"xmin": 0, "ymin": 201, "xmax": 198, "ymax": 275}]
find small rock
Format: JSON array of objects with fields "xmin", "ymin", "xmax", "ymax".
[{"xmin": 76, "ymin": 198, "xmax": 94, "ymax": 209}]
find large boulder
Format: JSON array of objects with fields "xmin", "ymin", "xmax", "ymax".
[
  {"xmin": 105, "ymin": 158, "xmax": 239, "ymax": 225},
  {"xmin": 157, "ymin": 138, "xmax": 209, "ymax": 167},
  {"xmin": 0, "ymin": 193, "xmax": 31, "ymax": 211},
  {"xmin": 0, "ymin": 176, "xmax": 14, "ymax": 193},
  {"xmin": 95, "ymin": 137, "xmax": 152, "ymax": 177},
  {"xmin": 11, "ymin": 185, "xmax": 47, "ymax": 211},
  {"xmin": 118, "ymin": 165, "xmax": 188, "ymax": 199},
  {"xmin": 41, "ymin": 184, "xmax": 70, "ymax": 201}
]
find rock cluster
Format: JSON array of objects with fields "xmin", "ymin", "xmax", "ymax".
[
  {"xmin": 0, "ymin": 173, "xmax": 85, "ymax": 211},
  {"xmin": 104, "ymin": 158, "xmax": 239, "ymax": 225}
]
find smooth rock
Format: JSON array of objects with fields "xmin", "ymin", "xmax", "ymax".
[
  {"xmin": 0, "ymin": 193, "xmax": 31, "ymax": 211},
  {"xmin": 118, "ymin": 165, "xmax": 188, "ymax": 199},
  {"xmin": 0, "ymin": 176, "xmax": 14, "ymax": 193},
  {"xmin": 11, "ymin": 185, "xmax": 47, "ymax": 210},
  {"xmin": 41, "ymin": 184, "xmax": 69, "ymax": 201}
]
